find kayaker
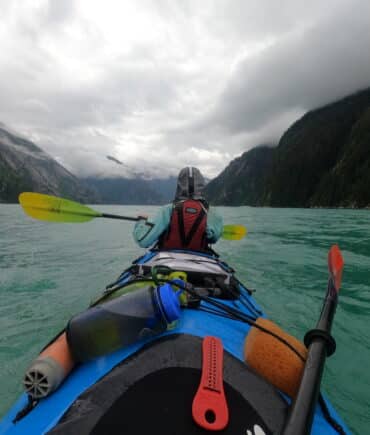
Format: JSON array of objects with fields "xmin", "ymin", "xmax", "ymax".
[{"xmin": 133, "ymin": 167, "xmax": 223, "ymax": 251}]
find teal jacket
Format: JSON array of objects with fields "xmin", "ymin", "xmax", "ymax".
[{"xmin": 133, "ymin": 203, "xmax": 224, "ymax": 248}]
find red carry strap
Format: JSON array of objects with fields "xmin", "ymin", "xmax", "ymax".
[{"xmin": 192, "ymin": 336, "xmax": 229, "ymax": 431}]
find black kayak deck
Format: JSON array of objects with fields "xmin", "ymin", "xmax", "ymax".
[{"xmin": 49, "ymin": 334, "xmax": 287, "ymax": 435}]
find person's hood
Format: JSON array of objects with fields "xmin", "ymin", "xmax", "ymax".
[{"xmin": 174, "ymin": 167, "xmax": 205, "ymax": 201}]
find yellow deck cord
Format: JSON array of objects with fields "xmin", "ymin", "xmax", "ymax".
[
  {"xmin": 168, "ymin": 271, "xmax": 188, "ymax": 305},
  {"xmin": 244, "ymin": 318, "xmax": 307, "ymax": 399}
]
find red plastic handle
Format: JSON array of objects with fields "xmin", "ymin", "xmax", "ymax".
[{"xmin": 192, "ymin": 336, "xmax": 229, "ymax": 431}]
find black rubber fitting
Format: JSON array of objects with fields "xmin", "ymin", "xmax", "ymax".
[{"xmin": 304, "ymin": 329, "xmax": 336, "ymax": 357}]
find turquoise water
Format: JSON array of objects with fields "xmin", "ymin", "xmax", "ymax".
[{"xmin": 0, "ymin": 204, "xmax": 369, "ymax": 434}]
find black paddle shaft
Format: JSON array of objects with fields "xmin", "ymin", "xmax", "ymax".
[
  {"xmin": 282, "ymin": 281, "xmax": 338, "ymax": 435},
  {"xmin": 101, "ymin": 213, "xmax": 141, "ymax": 222}
]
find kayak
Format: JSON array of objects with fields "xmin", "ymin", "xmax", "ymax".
[{"xmin": 0, "ymin": 249, "xmax": 350, "ymax": 435}]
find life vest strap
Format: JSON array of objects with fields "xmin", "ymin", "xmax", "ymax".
[
  {"xmin": 175, "ymin": 202, "xmax": 187, "ymax": 247},
  {"xmin": 183, "ymin": 205, "xmax": 207, "ymax": 247}
]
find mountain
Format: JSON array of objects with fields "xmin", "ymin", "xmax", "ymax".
[
  {"xmin": 0, "ymin": 121, "xmax": 177, "ymax": 205},
  {"xmin": 0, "ymin": 125, "xmax": 96, "ymax": 203},
  {"xmin": 82, "ymin": 155, "xmax": 177, "ymax": 205},
  {"xmin": 149, "ymin": 176, "xmax": 177, "ymax": 203},
  {"xmin": 205, "ymin": 88, "xmax": 370, "ymax": 208},
  {"xmin": 84, "ymin": 176, "xmax": 177, "ymax": 205},
  {"xmin": 205, "ymin": 145, "xmax": 274, "ymax": 206},
  {"xmin": 311, "ymin": 106, "xmax": 370, "ymax": 207},
  {"xmin": 85, "ymin": 177, "xmax": 164, "ymax": 205}
]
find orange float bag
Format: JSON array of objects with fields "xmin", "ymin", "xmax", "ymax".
[
  {"xmin": 23, "ymin": 332, "xmax": 74, "ymax": 399},
  {"xmin": 244, "ymin": 318, "xmax": 307, "ymax": 398}
]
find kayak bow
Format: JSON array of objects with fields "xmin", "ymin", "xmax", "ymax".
[{"xmin": 0, "ymin": 248, "xmax": 349, "ymax": 434}]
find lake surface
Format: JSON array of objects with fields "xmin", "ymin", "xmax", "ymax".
[{"xmin": 0, "ymin": 204, "xmax": 369, "ymax": 434}]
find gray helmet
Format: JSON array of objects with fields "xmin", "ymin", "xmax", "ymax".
[{"xmin": 174, "ymin": 167, "xmax": 205, "ymax": 201}]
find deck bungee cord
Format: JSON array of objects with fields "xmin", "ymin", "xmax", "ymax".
[
  {"xmin": 151, "ymin": 271, "xmax": 307, "ymax": 363},
  {"xmin": 98, "ymin": 261, "xmax": 308, "ymax": 364}
]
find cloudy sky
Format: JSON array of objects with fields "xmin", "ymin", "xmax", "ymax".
[{"xmin": 1, "ymin": 0, "xmax": 370, "ymax": 178}]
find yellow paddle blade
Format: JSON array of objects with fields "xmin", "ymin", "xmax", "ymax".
[
  {"xmin": 19, "ymin": 192, "xmax": 102, "ymax": 223},
  {"xmin": 222, "ymin": 224, "xmax": 247, "ymax": 240}
]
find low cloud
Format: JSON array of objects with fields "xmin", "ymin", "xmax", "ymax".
[
  {"xmin": 0, "ymin": 0, "xmax": 369, "ymax": 178},
  {"xmin": 210, "ymin": 0, "xmax": 370, "ymax": 135}
]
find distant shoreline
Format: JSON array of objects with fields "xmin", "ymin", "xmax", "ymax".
[{"xmin": 2, "ymin": 200, "xmax": 369, "ymax": 210}]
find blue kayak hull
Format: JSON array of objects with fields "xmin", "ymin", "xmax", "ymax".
[{"xmin": 0, "ymin": 250, "xmax": 351, "ymax": 434}]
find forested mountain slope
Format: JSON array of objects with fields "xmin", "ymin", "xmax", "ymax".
[{"xmin": 205, "ymin": 88, "xmax": 370, "ymax": 208}]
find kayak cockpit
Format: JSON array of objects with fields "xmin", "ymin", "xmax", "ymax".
[{"xmin": 48, "ymin": 334, "xmax": 287, "ymax": 435}]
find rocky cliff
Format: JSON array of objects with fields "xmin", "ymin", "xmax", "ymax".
[{"xmin": 0, "ymin": 125, "xmax": 96, "ymax": 203}]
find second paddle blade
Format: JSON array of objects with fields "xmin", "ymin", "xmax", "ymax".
[
  {"xmin": 222, "ymin": 225, "xmax": 247, "ymax": 240},
  {"xmin": 328, "ymin": 244, "xmax": 344, "ymax": 291}
]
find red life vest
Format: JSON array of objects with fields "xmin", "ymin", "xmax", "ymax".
[{"xmin": 160, "ymin": 199, "xmax": 208, "ymax": 251}]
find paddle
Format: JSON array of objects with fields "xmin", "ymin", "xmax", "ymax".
[
  {"xmin": 18, "ymin": 192, "xmax": 247, "ymax": 240},
  {"xmin": 282, "ymin": 245, "xmax": 344, "ymax": 435},
  {"xmin": 19, "ymin": 192, "xmax": 142, "ymax": 223}
]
